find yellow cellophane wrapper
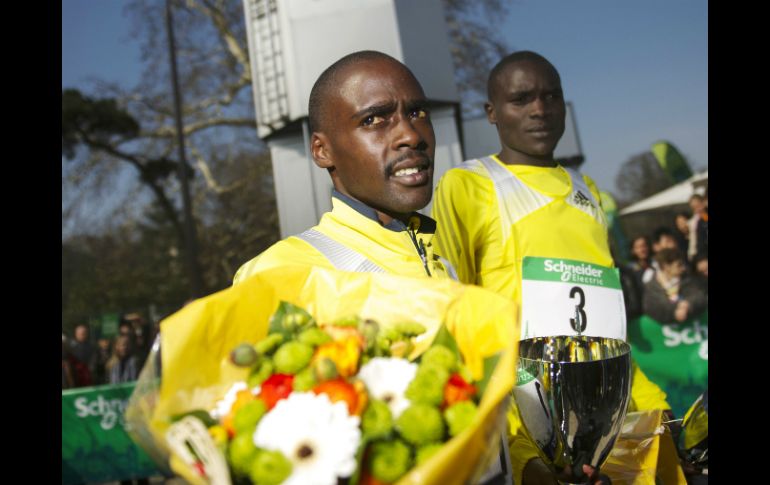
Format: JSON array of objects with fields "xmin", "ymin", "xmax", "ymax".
[
  {"xmin": 601, "ymin": 409, "xmax": 687, "ymax": 485},
  {"xmin": 126, "ymin": 264, "xmax": 519, "ymax": 485}
]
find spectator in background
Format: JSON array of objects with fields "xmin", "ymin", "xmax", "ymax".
[
  {"xmin": 692, "ymin": 251, "xmax": 708, "ymax": 300},
  {"xmin": 110, "ymin": 336, "xmax": 150, "ymax": 485},
  {"xmin": 692, "ymin": 251, "xmax": 708, "ymax": 281},
  {"xmin": 628, "ymin": 236, "xmax": 653, "ymax": 279},
  {"xmin": 62, "ymin": 334, "xmax": 75, "ymax": 389},
  {"xmin": 643, "ymin": 227, "xmax": 679, "ymax": 283},
  {"xmin": 688, "ymin": 193, "xmax": 708, "ymax": 260},
  {"xmin": 69, "ymin": 324, "xmax": 96, "ymax": 387},
  {"xmin": 643, "ymin": 248, "xmax": 708, "ymax": 324},
  {"xmin": 651, "ymin": 226, "xmax": 678, "ymax": 254},
  {"xmin": 93, "ymin": 336, "xmax": 113, "ymax": 386},
  {"xmin": 123, "ymin": 313, "xmax": 152, "ymax": 368},
  {"xmin": 108, "ymin": 334, "xmax": 139, "ymax": 384},
  {"xmin": 673, "ymin": 211, "xmax": 691, "ymax": 258}
]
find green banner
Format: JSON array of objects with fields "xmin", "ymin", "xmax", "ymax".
[
  {"xmin": 651, "ymin": 140, "xmax": 693, "ymax": 184},
  {"xmin": 522, "ymin": 257, "xmax": 621, "ymax": 289},
  {"xmin": 62, "ymin": 382, "xmax": 162, "ymax": 484},
  {"xmin": 628, "ymin": 312, "xmax": 708, "ymax": 418}
]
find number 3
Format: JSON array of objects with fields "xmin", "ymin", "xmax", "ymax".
[{"xmin": 570, "ymin": 286, "xmax": 587, "ymax": 333}]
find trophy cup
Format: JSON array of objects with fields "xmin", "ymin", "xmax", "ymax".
[{"xmin": 512, "ymin": 336, "xmax": 632, "ymax": 484}]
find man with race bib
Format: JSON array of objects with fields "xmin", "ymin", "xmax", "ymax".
[{"xmin": 432, "ymin": 51, "xmax": 674, "ymax": 484}]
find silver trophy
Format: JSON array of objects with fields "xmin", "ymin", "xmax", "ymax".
[{"xmin": 512, "ymin": 336, "xmax": 632, "ymax": 484}]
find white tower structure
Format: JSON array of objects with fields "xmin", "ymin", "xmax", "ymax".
[{"xmin": 243, "ymin": 0, "xmax": 464, "ymax": 238}]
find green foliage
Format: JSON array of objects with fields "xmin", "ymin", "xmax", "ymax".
[{"xmin": 62, "ymin": 89, "xmax": 140, "ymax": 160}]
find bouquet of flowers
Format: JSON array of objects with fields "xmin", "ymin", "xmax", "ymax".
[
  {"xmin": 126, "ymin": 265, "xmax": 519, "ymax": 485},
  {"xmin": 174, "ymin": 301, "xmax": 495, "ymax": 485}
]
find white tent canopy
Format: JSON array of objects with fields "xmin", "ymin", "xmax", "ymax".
[{"xmin": 619, "ymin": 170, "xmax": 708, "ymax": 216}]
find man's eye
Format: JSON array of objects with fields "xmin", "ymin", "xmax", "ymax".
[
  {"xmin": 410, "ymin": 108, "xmax": 429, "ymax": 119},
  {"xmin": 363, "ymin": 115, "xmax": 385, "ymax": 126}
]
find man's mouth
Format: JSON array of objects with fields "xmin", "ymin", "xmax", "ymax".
[
  {"xmin": 394, "ymin": 166, "xmax": 425, "ymax": 177},
  {"xmin": 389, "ymin": 157, "xmax": 431, "ymax": 186}
]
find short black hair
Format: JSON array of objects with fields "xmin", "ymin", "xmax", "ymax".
[
  {"xmin": 308, "ymin": 50, "xmax": 406, "ymax": 134},
  {"xmin": 487, "ymin": 51, "xmax": 560, "ymax": 101},
  {"xmin": 652, "ymin": 226, "xmax": 675, "ymax": 244}
]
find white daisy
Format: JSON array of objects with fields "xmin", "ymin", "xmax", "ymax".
[
  {"xmin": 358, "ymin": 357, "xmax": 417, "ymax": 418},
  {"xmin": 253, "ymin": 392, "xmax": 361, "ymax": 485}
]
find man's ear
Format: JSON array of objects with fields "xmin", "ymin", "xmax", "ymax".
[
  {"xmin": 484, "ymin": 101, "xmax": 497, "ymax": 124},
  {"xmin": 311, "ymin": 132, "xmax": 333, "ymax": 170}
]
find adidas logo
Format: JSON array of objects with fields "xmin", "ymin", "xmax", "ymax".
[{"xmin": 573, "ymin": 191, "xmax": 594, "ymax": 208}]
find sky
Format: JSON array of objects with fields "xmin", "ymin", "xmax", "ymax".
[{"xmin": 62, "ymin": 0, "xmax": 707, "ymax": 194}]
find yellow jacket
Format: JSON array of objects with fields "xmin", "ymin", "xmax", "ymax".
[
  {"xmin": 235, "ymin": 191, "xmax": 456, "ymax": 284},
  {"xmin": 432, "ymin": 155, "xmax": 670, "ymax": 483}
]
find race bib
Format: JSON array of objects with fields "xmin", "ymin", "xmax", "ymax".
[{"xmin": 520, "ymin": 257, "xmax": 626, "ymax": 341}]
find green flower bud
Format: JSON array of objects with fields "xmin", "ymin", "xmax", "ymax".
[
  {"xmin": 444, "ymin": 400, "xmax": 478, "ymax": 437},
  {"xmin": 248, "ymin": 359, "xmax": 274, "ymax": 388},
  {"xmin": 254, "ymin": 334, "xmax": 284, "ymax": 356},
  {"xmin": 313, "ymin": 357, "xmax": 339, "ymax": 381},
  {"xmin": 334, "ymin": 314, "xmax": 362, "ymax": 327},
  {"xmin": 420, "ymin": 345, "xmax": 458, "ymax": 372},
  {"xmin": 362, "ymin": 399, "xmax": 393, "ymax": 440},
  {"xmin": 369, "ymin": 439, "xmax": 412, "ymax": 483},
  {"xmin": 228, "ymin": 432, "xmax": 259, "ymax": 475},
  {"xmin": 233, "ymin": 399, "xmax": 267, "ymax": 435},
  {"xmin": 395, "ymin": 321, "xmax": 427, "ymax": 337},
  {"xmin": 379, "ymin": 327, "xmax": 401, "ymax": 342},
  {"xmin": 396, "ymin": 403, "xmax": 445, "ymax": 446},
  {"xmin": 297, "ymin": 327, "xmax": 332, "ymax": 347},
  {"xmin": 273, "ymin": 341, "xmax": 314, "ymax": 375},
  {"xmin": 230, "ymin": 343, "xmax": 260, "ymax": 367},
  {"xmin": 292, "ymin": 366, "xmax": 317, "ymax": 391},
  {"xmin": 249, "ymin": 449, "xmax": 292, "ymax": 485},
  {"xmin": 283, "ymin": 310, "xmax": 312, "ymax": 331},
  {"xmin": 405, "ymin": 364, "xmax": 449, "ymax": 406},
  {"xmin": 359, "ymin": 319, "xmax": 380, "ymax": 352}
]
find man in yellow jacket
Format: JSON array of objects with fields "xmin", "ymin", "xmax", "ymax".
[
  {"xmin": 234, "ymin": 50, "xmax": 456, "ymax": 284},
  {"xmin": 432, "ymin": 51, "xmax": 674, "ymax": 484}
]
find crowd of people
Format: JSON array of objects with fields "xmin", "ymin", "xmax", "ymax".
[
  {"xmin": 61, "ymin": 313, "xmax": 158, "ymax": 390},
  {"xmin": 620, "ymin": 192, "xmax": 709, "ymax": 323}
]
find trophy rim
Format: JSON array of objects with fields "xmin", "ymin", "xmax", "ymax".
[{"xmin": 518, "ymin": 335, "xmax": 631, "ymax": 364}]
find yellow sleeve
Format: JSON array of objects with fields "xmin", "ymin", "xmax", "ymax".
[
  {"xmin": 431, "ymin": 169, "xmax": 493, "ymax": 285},
  {"xmin": 630, "ymin": 359, "xmax": 672, "ymax": 412}
]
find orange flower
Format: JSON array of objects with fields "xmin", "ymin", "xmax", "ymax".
[
  {"xmin": 443, "ymin": 373, "xmax": 477, "ymax": 408},
  {"xmin": 320, "ymin": 324, "xmax": 365, "ymax": 347},
  {"xmin": 314, "ymin": 335, "xmax": 362, "ymax": 378},
  {"xmin": 313, "ymin": 378, "xmax": 361, "ymax": 415}
]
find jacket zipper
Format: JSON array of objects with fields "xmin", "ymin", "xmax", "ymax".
[{"xmin": 407, "ymin": 226, "xmax": 432, "ymax": 277}]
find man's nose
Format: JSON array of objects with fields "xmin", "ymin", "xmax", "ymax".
[
  {"xmin": 530, "ymin": 96, "xmax": 547, "ymax": 117},
  {"xmin": 393, "ymin": 115, "xmax": 424, "ymax": 149}
]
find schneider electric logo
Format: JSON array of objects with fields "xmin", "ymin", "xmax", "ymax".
[
  {"xmin": 544, "ymin": 259, "xmax": 604, "ymax": 285},
  {"xmin": 75, "ymin": 395, "xmax": 128, "ymax": 430}
]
